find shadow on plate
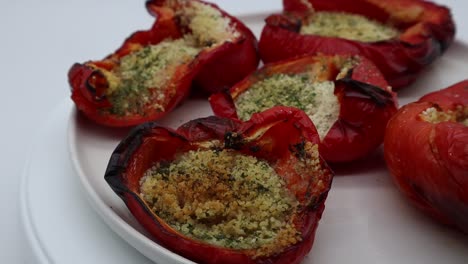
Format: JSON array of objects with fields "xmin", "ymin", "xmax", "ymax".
[
  {"xmin": 72, "ymin": 109, "xmax": 133, "ymax": 141},
  {"xmin": 329, "ymin": 147, "xmax": 387, "ymax": 177}
]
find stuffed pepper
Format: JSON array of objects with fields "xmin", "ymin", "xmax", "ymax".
[
  {"xmin": 210, "ymin": 54, "xmax": 398, "ymax": 163},
  {"xmin": 384, "ymin": 80, "xmax": 468, "ymax": 233},
  {"xmin": 259, "ymin": 0, "xmax": 455, "ymax": 89},
  {"xmin": 105, "ymin": 106, "xmax": 333, "ymax": 264},
  {"xmin": 69, "ymin": 0, "xmax": 259, "ymax": 127}
]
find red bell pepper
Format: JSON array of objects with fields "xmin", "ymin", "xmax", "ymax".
[
  {"xmin": 68, "ymin": 0, "xmax": 259, "ymax": 127},
  {"xmin": 210, "ymin": 54, "xmax": 398, "ymax": 163},
  {"xmin": 105, "ymin": 106, "xmax": 333, "ymax": 264},
  {"xmin": 384, "ymin": 80, "xmax": 468, "ymax": 233},
  {"xmin": 259, "ymin": 0, "xmax": 455, "ymax": 89}
]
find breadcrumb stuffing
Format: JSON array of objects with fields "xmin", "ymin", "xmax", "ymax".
[
  {"xmin": 283, "ymin": 142, "xmax": 328, "ymax": 199},
  {"xmin": 234, "ymin": 74, "xmax": 340, "ymax": 139},
  {"xmin": 301, "ymin": 11, "xmax": 399, "ymax": 42},
  {"xmin": 101, "ymin": 0, "xmax": 239, "ymax": 116},
  {"xmin": 420, "ymin": 105, "xmax": 468, "ymax": 126},
  {"xmin": 104, "ymin": 39, "xmax": 200, "ymax": 116},
  {"xmin": 140, "ymin": 149, "xmax": 301, "ymax": 257},
  {"xmin": 181, "ymin": 1, "xmax": 240, "ymax": 46}
]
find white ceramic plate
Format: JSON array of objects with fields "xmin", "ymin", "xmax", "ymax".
[
  {"xmin": 20, "ymin": 100, "xmax": 154, "ymax": 264},
  {"xmin": 67, "ymin": 2, "xmax": 468, "ymax": 264}
]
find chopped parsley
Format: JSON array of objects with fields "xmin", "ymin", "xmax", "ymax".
[{"xmin": 106, "ymin": 39, "xmax": 200, "ymax": 116}]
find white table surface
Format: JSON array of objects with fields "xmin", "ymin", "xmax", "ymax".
[{"xmin": 1, "ymin": 0, "xmax": 466, "ymax": 263}]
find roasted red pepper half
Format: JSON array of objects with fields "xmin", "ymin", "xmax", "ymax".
[
  {"xmin": 209, "ymin": 54, "xmax": 398, "ymax": 163},
  {"xmin": 105, "ymin": 106, "xmax": 333, "ymax": 264},
  {"xmin": 68, "ymin": 0, "xmax": 259, "ymax": 127},
  {"xmin": 384, "ymin": 80, "xmax": 468, "ymax": 233},
  {"xmin": 259, "ymin": 0, "xmax": 455, "ymax": 89}
]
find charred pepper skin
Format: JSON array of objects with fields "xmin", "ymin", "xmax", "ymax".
[
  {"xmin": 384, "ymin": 80, "xmax": 468, "ymax": 233},
  {"xmin": 259, "ymin": 0, "xmax": 455, "ymax": 90},
  {"xmin": 105, "ymin": 106, "xmax": 333, "ymax": 264},
  {"xmin": 209, "ymin": 54, "xmax": 398, "ymax": 163},
  {"xmin": 69, "ymin": 0, "xmax": 259, "ymax": 127}
]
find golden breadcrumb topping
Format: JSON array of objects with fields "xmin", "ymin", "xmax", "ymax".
[{"xmin": 140, "ymin": 149, "xmax": 301, "ymax": 257}]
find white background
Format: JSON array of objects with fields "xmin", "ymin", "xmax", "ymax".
[{"xmin": 0, "ymin": 0, "xmax": 466, "ymax": 263}]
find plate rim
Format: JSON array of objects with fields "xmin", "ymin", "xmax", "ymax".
[
  {"xmin": 67, "ymin": 107, "xmax": 196, "ymax": 264},
  {"xmin": 20, "ymin": 152, "xmax": 53, "ymax": 264},
  {"xmin": 19, "ymin": 100, "xmax": 72, "ymax": 264}
]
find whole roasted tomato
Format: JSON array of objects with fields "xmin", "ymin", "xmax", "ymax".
[
  {"xmin": 210, "ymin": 54, "xmax": 398, "ymax": 163},
  {"xmin": 105, "ymin": 106, "xmax": 333, "ymax": 264},
  {"xmin": 259, "ymin": 0, "xmax": 455, "ymax": 89},
  {"xmin": 68, "ymin": 0, "xmax": 259, "ymax": 127},
  {"xmin": 384, "ymin": 80, "xmax": 468, "ymax": 233}
]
